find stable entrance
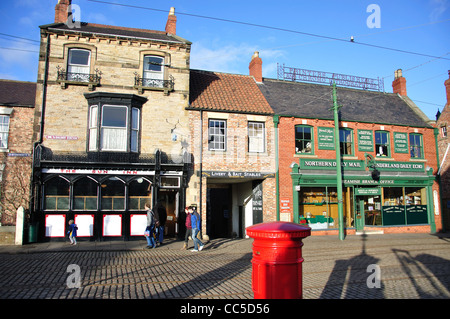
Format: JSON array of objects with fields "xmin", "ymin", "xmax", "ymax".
[{"xmin": 206, "ymin": 180, "xmax": 264, "ymax": 239}]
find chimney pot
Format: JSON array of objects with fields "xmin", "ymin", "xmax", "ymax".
[
  {"xmin": 165, "ymin": 7, "xmax": 177, "ymax": 35},
  {"xmin": 249, "ymin": 51, "xmax": 263, "ymax": 83}
]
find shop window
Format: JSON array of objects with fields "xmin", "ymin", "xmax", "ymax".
[
  {"xmin": 44, "ymin": 176, "xmax": 70, "ymax": 210},
  {"xmin": 298, "ymin": 187, "xmax": 352, "ymax": 230},
  {"xmin": 208, "ymin": 119, "xmax": 226, "ymax": 151},
  {"xmin": 295, "ymin": 125, "xmax": 313, "ymax": 154},
  {"xmin": 129, "ymin": 178, "xmax": 152, "ymax": 210},
  {"xmin": 100, "ymin": 177, "xmax": 125, "ymax": 210},
  {"xmin": 405, "ymin": 187, "xmax": 428, "ymax": 224},
  {"xmin": 409, "ymin": 133, "xmax": 423, "ymax": 159},
  {"xmin": 339, "ymin": 129, "xmax": 353, "ymax": 155},
  {"xmin": 375, "ymin": 131, "xmax": 390, "ymax": 157},
  {"xmin": 248, "ymin": 121, "xmax": 265, "ymax": 153},
  {"xmin": 73, "ymin": 177, "xmax": 98, "ymax": 210}
]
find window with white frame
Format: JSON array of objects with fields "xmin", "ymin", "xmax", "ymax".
[
  {"xmin": 248, "ymin": 121, "xmax": 265, "ymax": 153},
  {"xmin": 0, "ymin": 115, "xmax": 10, "ymax": 149},
  {"xmin": 143, "ymin": 55, "xmax": 164, "ymax": 88},
  {"xmin": 67, "ymin": 48, "xmax": 91, "ymax": 82},
  {"xmin": 88, "ymin": 105, "xmax": 140, "ymax": 152},
  {"xmin": 208, "ymin": 119, "xmax": 226, "ymax": 151}
]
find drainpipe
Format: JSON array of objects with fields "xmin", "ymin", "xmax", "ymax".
[
  {"xmin": 274, "ymin": 115, "xmax": 280, "ymax": 221},
  {"xmin": 199, "ymin": 110, "xmax": 203, "ymax": 237},
  {"xmin": 29, "ymin": 32, "xmax": 50, "ymax": 219}
]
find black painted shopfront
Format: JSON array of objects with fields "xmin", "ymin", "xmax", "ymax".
[{"xmin": 31, "ymin": 147, "xmax": 190, "ymax": 241}]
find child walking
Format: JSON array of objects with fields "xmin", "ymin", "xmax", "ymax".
[{"xmin": 68, "ymin": 220, "xmax": 78, "ymax": 245}]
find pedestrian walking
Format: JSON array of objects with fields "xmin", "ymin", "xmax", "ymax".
[
  {"xmin": 67, "ymin": 219, "xmax": 78, "ymax": 245},
  {"xmin": 182, "ymin": 206, "xmax": 192, "ymax": 250},
  {"xmin": 190, "ymin": 206, "xmax": 204, "ymax": 252},
  {"xmin": 144, "ymin": 202, "xmax": 156, "ymax": 249}
]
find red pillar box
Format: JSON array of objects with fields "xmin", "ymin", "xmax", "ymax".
[{"xmin": 246, "ymin": 222, "xmax": 311, "ymax": 299}]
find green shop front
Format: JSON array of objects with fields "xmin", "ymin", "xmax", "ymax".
[{"xmin": 290, "ymin": 159, "xmax": 436, "ymax": 232}]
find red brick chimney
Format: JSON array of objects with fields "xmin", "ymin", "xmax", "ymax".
[
  {"xmin": 165, "ymin": 7, "xmax": 177, "ymax": 35},
  {"xmin": 445, "ymin": 70, "xmax": 450, "ymax": 106},
  {"xmin": 55, "ymin": 0, "xmax": 71, "ymax": 24},
  {"xmin": 392, "ymin": 69, "xmax": 407, "ymax": 96},
  {"xmin": 249, "ymin": 51, "xmax": 263, "ymax": 83}
]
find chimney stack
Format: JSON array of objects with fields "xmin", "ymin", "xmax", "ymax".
[
  {"xmin": 165, "ymin": 7, "xmax": 177, "ymax": 35},
  {"xmin": 55, "ymin": 0, "xmax": 72, "ymax": 24},
  {"xmin": 445, "ymin": 70, "xmax": 450, "ymax": 106},
  {"xmin": 249, "ymin": 51, "xmax": 263, "ymax": 83},
  {"xmin": 392, "ymin": 69, "xmax": 407, "ymax": 96}
]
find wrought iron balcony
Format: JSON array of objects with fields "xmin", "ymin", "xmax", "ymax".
[
  {"xmin": 134, "ymin": 73, "xmax": 174, "ymax": 95},
  {"xmin": 57, "ymin": 66, "xmax": 102, "ymax": 91}
]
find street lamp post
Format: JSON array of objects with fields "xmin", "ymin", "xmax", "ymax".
[{"xmin": 332, "ymin": 82, "xmax": 345, "ymax": 240}]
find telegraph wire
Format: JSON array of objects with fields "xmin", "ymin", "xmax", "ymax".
[{"xmin": 86, "ymin": 0, "xmax": 450, "ymax": 61}]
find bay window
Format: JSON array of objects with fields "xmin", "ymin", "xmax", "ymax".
[{"xmin": 85, "ymin": 92, "xmax": 146, "ymax": 153}]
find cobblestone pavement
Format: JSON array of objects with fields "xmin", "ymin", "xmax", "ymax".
[{"xmin": 0, "ymin": 232, "xmax": 449, "ymax": 300}]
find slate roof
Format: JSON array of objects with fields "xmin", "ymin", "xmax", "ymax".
[
  {"xmin": 41, "ymin": 22, "xmax": 190, "ymax": 44},
  {"xmin": 189, "ymin": 70, "xmax": 273, "ymax": 115},
  {"xmin": 0, "ymin": 80, "xmax": 36, "ymax": 107},
  {"xmin": 258, "ymin": 78, "xmax": 432, "ymax": 128}
]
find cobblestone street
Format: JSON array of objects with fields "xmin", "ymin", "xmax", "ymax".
[{"xmin": 0, "ymin": 232, "xmax": 449, "ymax": 301}]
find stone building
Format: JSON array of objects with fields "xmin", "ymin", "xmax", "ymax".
[
  {"xmin": 31, "ymin": 1, "xmax": 192, "ymax": 241},
  {"xmin": 0, "ymin": 80, "xmax": 36, "ymax": 243}
]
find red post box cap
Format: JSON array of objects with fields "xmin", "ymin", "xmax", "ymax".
[{"xmin": 246, "ymin": 221, "xmax": 311, "ymax": 239}]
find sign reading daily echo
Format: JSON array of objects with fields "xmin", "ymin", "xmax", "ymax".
[{"xmin": 299, "ymin": 158, "xmax": 425, "ymax": 172}]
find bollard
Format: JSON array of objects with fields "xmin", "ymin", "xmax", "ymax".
[{"xmin": 246, "ymin": 221, "xmax": 311, "ymax": 299}]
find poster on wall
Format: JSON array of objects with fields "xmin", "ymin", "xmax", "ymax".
[
  {"xmin": 75, "ymin": 214, "xmax": 94, "ymax": 237},
  {"xmin": 130, "ymin": 214, "xmax": 147, "ymax": 236},
  {"xmin": 103, "ymin": 214, "xmax": 122, "ymax": 236},
  {"xmin": 45, "ymin": 214, "xmax": 66, "ymax": 237}
]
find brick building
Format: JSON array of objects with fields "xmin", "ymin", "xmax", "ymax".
[
  {"xmin": 187, "ymin": 59, "xmax": 277, "ymax": 238},
  {"xmin": 437, "ymin": 71, "xmax": 450, "ymax": 231},
  {"xmin": 0, "ymin": 80, "xmax": 36, "ymax": 225},
  {"xmin": 0, "ymin": 80, "xmax": 36, "ymax": 243},
  {"xmin": 31, "ymin": 1, "xmax": 193, "ymax": 241},
  {"xmin": 254, "ymin": 59, "xmax": 442, "ymax": 235}
]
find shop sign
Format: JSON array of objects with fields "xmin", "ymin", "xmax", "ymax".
[
  {"xmin": 42, "ymin": 168, "xmax": 156, "ymax": 175},
  {"xmin": 317, "ymin": 127, "xmax": 335, "ymax": 150},
  {"xmin": 357, "ymin": 130, "xmax": 374, "ymax": 152},
  {"xmin": 393, "ymin": 132, "xmax": 408, "ymax": 153},
  {"xmin": 299, "ymin": 159, "xmax": 424, "ymax": 172},
  {"xmin": 355, "ymin": 187, "xmax": 381, "ymax": 196},
  {"xmin": 202, "ymin": 171, "xmax": 275, "ymax": 178}
]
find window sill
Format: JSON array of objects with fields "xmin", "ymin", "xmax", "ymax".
[
  {"xmin": 58, "ymin": 80, "xmax": 100, "ymax": 91},
  {"xmin": 134, "ymin": 85, "xmax": 173, "ymax": 95}
]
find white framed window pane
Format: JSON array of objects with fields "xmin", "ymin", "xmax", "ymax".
[
  {"xmin": 0, "ymin": 115, "xmax": 9, "ymax": 149},
  {"xmin": 208, "ymin": 119, "xmax": 226, "ymax": 150},
  {"xmin": 68, "ymin": 49, "xmax": 90, "ymax": 82},
  {"xmin": 102, "ymin": 105, "xmax": 127, "ymax": 128},
  {"xmin": 248, "ymin": 122, "xmax": 264, "ymax": 153},
  {"xmin": 101, "ymin": 128, "xmax": 127, "ymax": 151}
]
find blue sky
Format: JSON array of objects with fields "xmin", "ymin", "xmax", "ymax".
[{"xmin": 0, "ymin": 0, "xmax": 449, "ymax": 120}]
